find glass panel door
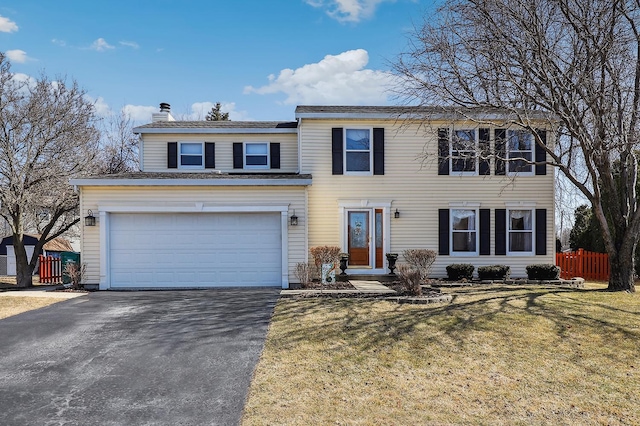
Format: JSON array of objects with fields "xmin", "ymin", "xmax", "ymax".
[
  {"xmin": 348, "ymin": 211, "xmax": 370, "ymax": 266},
  {"xmin": 375, "ymin": 209, "xmax": 383, "ymax": 268}
]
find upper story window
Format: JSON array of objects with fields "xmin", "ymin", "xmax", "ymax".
[
  {"xmin": 179, "ymin": 142, "xmax": 204, "ymax": 168},
  {"xmin": 344, "ymin": 128, "xmax": 372, "ymax": 174},
  {"xmin": 508, "ymin": 209, "xmax": 534, "ymax": 254},
  {"xmin": 244, "ymin": 142, "xmax": 269, "ymax": 169},
  {"xmin": 451, "ymin": 130, "xmax": 477, "ymax": 175},
  {"xmin": 451, "ymin": 208, "xmax": 478, "ymax": 255},
  {"xmin": 507, "ymin": 130, "xmax": 534, "ymax": 175}
]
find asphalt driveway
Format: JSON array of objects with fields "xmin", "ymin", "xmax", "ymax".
[{"xmin": 0, "ymin": 288, "xmax": 280, "ymax": 426}]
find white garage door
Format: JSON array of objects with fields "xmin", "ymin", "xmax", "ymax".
[{"xmin": 109, "ymin": 213, "xmax": 282, "ymax": 288}]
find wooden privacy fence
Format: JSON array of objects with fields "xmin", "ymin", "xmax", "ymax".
[
  {"xmin": 39, "ymin": 255, "xmax": 62, "ymax": 284},
  {"xmin": 556, "ymin": 248, "xmax": 610, "ymax": 281}
]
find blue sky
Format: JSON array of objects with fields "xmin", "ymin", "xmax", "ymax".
[{"xmin": 0, "ymin": 0, "xmax": 437, "ymax": 123}]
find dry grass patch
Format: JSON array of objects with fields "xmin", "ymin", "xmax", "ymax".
[
  {"xmin": 0, "ymin": 296, "xmax": 64, "ymax": 320},
  {"xmin": 0, "ymin": 275, "xmax": 43, "ymax": 288},
  {"xmin": 243, "ymin": 283, "xmax": 640, "ymax": 425}
]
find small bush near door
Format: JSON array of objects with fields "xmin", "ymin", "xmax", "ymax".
[
  {"xmin": 477, "ymin": 265, "xmax": 510, "ymax": 280},
  {"xmin": 446, "ymin": 264, "xmax": 475, "ymax": 281},
  {"xmin": 402, "ymin": 249, "xmax": 436, "ymax": 280},
  {"xmin": 526, "ymin": 264, "xmax": 561, "ymax": 280},
  {"xmin": 396, "ymin": 263, "xmax": 422, "ymax": 296},
  {"xmin": 295, "ymin": 263, "xmax": 313, "ymax": 288},
  {"xmin": 309, "ymin": 246, "xmax": 341, "ymax": 266}
]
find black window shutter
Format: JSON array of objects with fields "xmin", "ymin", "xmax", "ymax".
[
  {"xmin": 479, "ymin": 209, "xmax": 490, "ymax": 255},
  {"xmin": 270, "ymin": 143, "xmax": 281, "ymax": 169},
  {"xmin": 479, "ymin": 128, "xmax": 490, "ymax": 175},
  {"xmin": 437, "ymin": 128, "xmax": 449, "ymax": 175},
  {"xmin": 332, "ymin": 128, "xmax": 343, "ymax": 175},
  {"xmin": 167, "ymin": 142, "xmax": 178, "ymax": 169},
  {"xmin": 438, "ymin": 209, "xmax": 450, "ymax": 255},
  {"xmin": 205, "ymin": 143, "xmax": 215, "ymax": 169},
  {"xmin": 535, "ymin": 130, "xmax": 547, "ymax": 175},
  {"xmin": 495, "ymin": 129, "xmax": 506, "ymax": 175},
  {"xmin": 495, "ymin": 209, "xmax": 507, "ymax": 255},
  {"xmin": 536, "ymin": 208, "xmax": 547, "ymax": 255},
  {"xmin": 233, "ymin": 143, "xmax": 243, "ymax": 169},
  {"xmin": 373, "ymin": 128, "xmax": 384, "ymax": 175}
]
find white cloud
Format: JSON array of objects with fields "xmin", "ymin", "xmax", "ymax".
[
  {"xmin": 122, "ymin": 104, "xmax": 158, "ymax": 122},
  {"xmin": 0, "ymin": 15, "xmax": 18, "ymax": 33},
  {"xmin": 119, "ymin": 41, "xmax": 139, "ymax": 49},
  {"xmin": 244, "ymin": 49, "xmax": 395, "ymax": 105},
  {"xmin": 11, "ymin": 72, "xmax": 35, "ymax": 88},
  {"xmin": 51, "ymin": 39, "xmax": 66, "ymax": 47},
  {"xmin": 187, "ymin": 101, "xmax": 251, "ymax": 121},
  {"xmin": 92, "ymin": 96, "xmax": 113, "ymax": 117},
  {"xmin": 89, "ymin": 38, "xmax": 115, "ymax": 52},
  {"xmin": 6, "ymin": 49, "xmax": 29, "ymax": 63},
  {"xmin": 305, "ymin": 0, "xmax": 392, "ymax": 23}
]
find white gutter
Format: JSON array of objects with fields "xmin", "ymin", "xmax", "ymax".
[{"xmin": 70, "ymin": 178, "xmax": 312, "ymax": 187}]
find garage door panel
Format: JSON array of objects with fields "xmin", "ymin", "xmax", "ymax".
[{"xmin": 109, "ymin": 213, "xmax": 281, "ymax": 288}]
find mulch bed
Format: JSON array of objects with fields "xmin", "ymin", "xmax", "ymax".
[{"xmin": 298, "ymin": 280, "xmax": 356, "ymax": 290}]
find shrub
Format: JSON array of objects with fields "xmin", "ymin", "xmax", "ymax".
[
  {"xmin": 526, "ymin": 264, "xmax": 561, "ymax": 280},
  {"xmin": 477, "ymin": 265, "xmax": 510, "ymax": 280},
  {"xmin": 310, "ymin": 246, "xmax": 342, "ymax": 266},
  {"xmin": 295, "ymin": 262, "xmax": 313, "ymax": 288},
  {"xmin": 63, "ymin": 261, "xmax": 86, "ymax": 290},
  {"xmin": 402, "ymin": 249, "xmax": 437, "ymax": 280},
  {"xmin": 396, "ymin": 263, "xmax": 422, "ymax": 296},
  {"xmin": 446, "ymin": 263, "xmax": 475, "ymax": 281}
]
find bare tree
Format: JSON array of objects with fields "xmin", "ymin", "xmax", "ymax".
[
  {"xmin": 0, "ymin": 53, "xmax": 100, "ymax": 287},
  {"xmin": 393, "ymin": 0, "xmax": 640, "ymax": 292},
  {"xmin": 97, "ymin": 110, "xmax": 139, "ymax": 174}
]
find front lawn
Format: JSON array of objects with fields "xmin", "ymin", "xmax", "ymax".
[
  {"xmin": 0, "ymin": 296, "xmax": 64, "ymax": 320},
  {"xmin": 242, "ymin": 283, "xmax": 640, "ymax": 425}
]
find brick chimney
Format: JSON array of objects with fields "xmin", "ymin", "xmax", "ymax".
[{"xmin": 152, "ymin": 102, "xmax": 175, "ymax": 122}]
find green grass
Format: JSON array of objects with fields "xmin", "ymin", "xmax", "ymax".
[{"xmin": 242, "ymin": 283, "xmax": 640, "ymax": 425}]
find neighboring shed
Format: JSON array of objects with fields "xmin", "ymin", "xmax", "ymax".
[{"xmin": 0, "ymin": 235, "xmax": 74, "ymax": 275}]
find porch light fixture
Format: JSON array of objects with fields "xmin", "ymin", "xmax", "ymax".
[
  {"xmin": 84, "ymin": 210, "xmax": 96, "ymax": 227},
  {"xmin": 290, "ymin": 210, "xmax": 298, "ymax": 226},
  {"xmin": 394, "ymin": 208, "xmax": 400, "ymax": 219}
]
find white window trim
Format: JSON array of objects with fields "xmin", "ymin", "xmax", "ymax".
[
  {"xmin": 337, "ymin": 200, "xmax": 391, "ymax": 274},
  {"xmin": 450, "ymin": 128, "xmax": 478, "ymax": 176},
  {"xmin": 506, "ymin": 207, "xmax": 535, "ymax": 256},
  {"xmin": 344, "ymin": 127, "xmax": 373, "ymax": 176},
  {"xmin": 243, "ymin": 142, "xmax": 270, "ymax": 170},
  {"xmin": 506, "ymin": 129, "xmax": 535, "ymax": 177},
  {"xmin": 450, "ymin": 207, "xmax": 479, "ymax": 256},
  {"xmin": 178, "ymin": 141, "xmax": 204, "ymax": 170}
]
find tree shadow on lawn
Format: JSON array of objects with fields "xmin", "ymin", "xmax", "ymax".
[{"xmin": 271, "ymin": 285, "xmax": 640, "ymax": 356}]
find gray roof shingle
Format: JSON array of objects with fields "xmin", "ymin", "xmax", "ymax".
[{"xmin": 134, "ymin": 121, "xmax": 297, "ymax": 130}]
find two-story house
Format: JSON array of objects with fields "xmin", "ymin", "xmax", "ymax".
[{"xmin": 71, "ymin": 104, "xmax": 555, "ymax": 290}]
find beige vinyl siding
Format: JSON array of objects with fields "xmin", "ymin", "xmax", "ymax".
[
  {"xmin": 79, "ymin": 185, "xmax": 306, "ymax": 285},
  {"xmin": 141, "ymin": 133, "xmax": 298, "ymax": 173},
  {"xmin": 300, "ymin": 119, "xmax": 555, "ymax": 278}
]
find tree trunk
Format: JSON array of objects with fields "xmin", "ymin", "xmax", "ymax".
[
  {"xmin": 608, "ymin": 251, "xmax": 636, "ymax": 292},
  {"xmin": 13, "ymin": 237, "xmax": 34, "ymax": 288}
]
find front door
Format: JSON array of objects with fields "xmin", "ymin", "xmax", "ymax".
[{"xmin": 348, "ymin": 211, "xmax": 370, "ymax": 266}]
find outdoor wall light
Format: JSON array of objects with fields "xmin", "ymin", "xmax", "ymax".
[
  {"xmin": 394, "ymin": 208, "xmax": 400, "ymax": 219},
  {"xmin": 290, "ymin": 210, "xmax": 298, "ymax": 226},
  {"xmin": 84, "ymin": 209, "xmax": 96, "ymax": 227}
]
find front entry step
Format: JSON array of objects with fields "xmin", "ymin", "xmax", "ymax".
[{"xmin": 349, "ymin": 280, "xmax": 395, "ymax": 293}]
